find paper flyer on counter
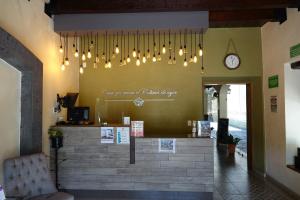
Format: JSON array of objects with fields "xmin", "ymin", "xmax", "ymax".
[
  {"xmin": 117, "ymin": 127, "xmax": 130, "ymax": 144},
  {"xmin": 100, "ymin": 127, "xmax": 114, "ymax": 143}
]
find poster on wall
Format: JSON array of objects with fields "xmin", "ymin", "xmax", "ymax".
[
  {"xmin": 268, "ymin": 75, "xmax": 279, "ymax": 89},
  {"xmin": 198, "ymin": 121, "xmax": 211, "ymax": 137},
  {"xmin": 159, "ymin": 139, "xmax": 176, "ymax": 153},
  {"xmin": 100, "ymin": 127, "xmax": 114, "ymax": 143},
  {"xmin": 270, "ymin": 96, "xmax": 278, "ymax": 113},
  {"xmin": 131, "ymin": 121, "xmax": 144, "ymax": 137},
  {"xmin": 116, "ymin": 127, "xmax": 130, "ymax": 144}
]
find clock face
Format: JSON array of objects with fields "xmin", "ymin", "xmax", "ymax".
[{"xmin": 224, "ymin": 54, "xmax": 240, "ymax": 69}]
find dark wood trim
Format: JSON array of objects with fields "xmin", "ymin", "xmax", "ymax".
[
  {"xmin": 202, "ymin": 78, "xmax": 254, "ymax": 171},
  {"xmin": 0, "ymin": 27, "xmax": 43, "ymax": 155},
  {"xmin": 65, "ymin": 189, "xmax": 213, "ymax": 200},
  {"xmin": 246, "ymin": 84, "xmax": 253, "ymax": 170},
  {"xmin": 45, "ymin": 0, "xmax": 299, "ymax": 15}
]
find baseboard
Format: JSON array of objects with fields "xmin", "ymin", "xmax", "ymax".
[
  {"xmin": 64, "ymin": 189, "xmax": 213, "ymax": 200},
  {"xmin": 266, "ymin": 174, "xmax": 300, "ymax": 200}
]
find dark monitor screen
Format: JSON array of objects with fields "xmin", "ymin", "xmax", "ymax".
[{"xmin": 67, "ymin": 107, "xmax": 89, "ymax": 122}]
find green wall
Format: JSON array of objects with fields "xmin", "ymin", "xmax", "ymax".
[{"xmin": 79, "ymin": 28, "xmax": 264, "ymax": 172}]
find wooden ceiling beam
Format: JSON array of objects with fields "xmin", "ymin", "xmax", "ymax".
[
  {"xmin": 45, "ymin": 0, "xmax": 299, "ymax": 15},
  {"xmin": 209, "ymin": 8, "xmax": 287, "ymax": 27}
]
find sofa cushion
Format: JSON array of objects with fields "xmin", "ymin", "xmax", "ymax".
[{"xmin": 3, "ymin": 153, "xmax": 57, "ymax": 199}]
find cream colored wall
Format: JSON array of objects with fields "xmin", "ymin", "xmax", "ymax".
[
  {"xmin": 0, "ymin": 0, "xmax": 79, "ymax": 155},
  {"xmin": 0, "ymin": 59, "xmax": 21, "ymax": 185},
  {"xmin": 261, "ymin": 8, "xmax": 300, "ymax": 195}
]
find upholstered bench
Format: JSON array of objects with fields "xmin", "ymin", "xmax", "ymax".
[{"xmin": 3, "ymin": 153, "xmax": 73, "ymax": 200}]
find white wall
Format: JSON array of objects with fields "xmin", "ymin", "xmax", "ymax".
[
  {"xmin": 0, "ymin": 0, "xmax": 79, "ymax": 157},
  {"xmin": 284, "ymin": 62, "xmax": 300, "ymax": 164},
  {"xmin": 261, "ymin": 8, "xmax": 300, "ymax": 195},
  {"xmin": 219, "ymin": 85, "xmax": 229, "ymax": 118},
  {"xmin": 0, "ymin": 59, "xmax": 21, "ymax": 185}
]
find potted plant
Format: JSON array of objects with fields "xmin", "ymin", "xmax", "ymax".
[
  {"xmin": 225, "ymin": 134, "xmax": 241, "ymax": 154},
  {"xmin": 48, "ymin": 127, "xmax": 63, "ymax": 149}
]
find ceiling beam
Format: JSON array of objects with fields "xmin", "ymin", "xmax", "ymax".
[
  {"xmin": 45, "ymin": 0, "xmax": 299, "ymax": 15},
  {"xmin": 209, "ymin": 8, "xmax": 287, "ymax": 27}
]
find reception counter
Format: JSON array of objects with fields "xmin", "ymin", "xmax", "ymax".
[{"xmin": 53, "ymin": 126, "xmax": 214, "ymax": 194}]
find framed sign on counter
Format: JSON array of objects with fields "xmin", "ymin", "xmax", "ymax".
[{"xmin": 131, "ymin": 121, "xmax": 144, "ymax": 137}]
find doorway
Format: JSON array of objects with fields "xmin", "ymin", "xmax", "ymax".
[{"xmin": 203, "ymin": 83, "xmax": 252, "ymax": 170}]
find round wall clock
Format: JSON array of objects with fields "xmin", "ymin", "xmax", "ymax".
[{"xmin": 224, "ymin": 53, "xmax": 240, "ymax": 70}]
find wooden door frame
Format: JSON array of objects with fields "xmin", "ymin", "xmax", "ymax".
[{"xmin": 202, "ymin": 78, "xmax": 253, "ymax": 170}]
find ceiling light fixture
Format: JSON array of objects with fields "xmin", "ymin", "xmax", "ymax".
[
  {"xmin": 127, "ymin": 32, "xmax": 131, "ymax": 63},
  {"xmin": 115, "ymin": 32, "xmax": 120, "ymax": 54},
  {"xmin": 59, "ymin": 32, "xmax": 63, "ymax": 53},
  {"xmin": 179, "ymin": 31, "xmax": 183, "ymax": 56}
]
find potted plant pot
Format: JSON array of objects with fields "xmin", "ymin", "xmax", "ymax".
[
  {"xmin": 227, "ymin": 144, "xmax": 236, "ymax": 154},
  {"xmin": 51, "ymin": 136, "xmax": 63, "ymax": 148},
  {"xmin": 48, "ymin": 128, "xmax": 64, "ymax": 149},
  {"xmin": 224, "ymin": 134, "xmax": 241, "ymax": 155}
]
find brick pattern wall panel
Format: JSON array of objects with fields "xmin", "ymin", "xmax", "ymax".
[{"xmin": 54, "ymin": 127, "xmax": 214, "ymax": 192}]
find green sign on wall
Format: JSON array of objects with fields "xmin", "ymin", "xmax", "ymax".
[
  {"xmin": 268, "ymin": 75, "xmax": 279, "ymax": 88},
  {"xmin": 290, "ymin": 43, "xmax": 300, "ymax": 58}
]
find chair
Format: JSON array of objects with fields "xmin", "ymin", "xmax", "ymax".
[{"xmin": 3, "ymin": 153, "xmax": 73, "ymax": 200}]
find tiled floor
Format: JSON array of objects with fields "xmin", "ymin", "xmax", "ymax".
[
  {"xmin": 75, "ymin": 145, "xmax": 295, "ymax": 200},
  {"xmin": 213, "ymin": 147, "xmax": 294, "ymax": 200}
]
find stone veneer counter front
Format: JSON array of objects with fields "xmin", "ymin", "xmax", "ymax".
[{"xmin": 55, "ymin": 127, "xmax": 214, "ymax": 193}]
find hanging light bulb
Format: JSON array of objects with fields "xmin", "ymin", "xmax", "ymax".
[
  {"xmin": 168, "ymin": 56, "xmax": 172, "ymax": 65},
  {"xmin": 173, "ymin": 56, "xmax": 176, "ymax": 64},
  {"xmin": 115, "ymin": 45, "xmax": 119, "ymax": 54},
  {"xmin": 74, "ymin": 49, "xmax": 79, "ymax": 57},
  {"xmin": 162, "ymin": 32, "xmax": 166, "ymax": 54},
  {"xmin": 82, "ymin": 62, "xmax": 87, "ymax": 68},
  {"xmin": 132, "ymin": 48, "xmax": 137, "ymax": 58},
  {"xmin": 189, "ymin": 55, "xmax": 193, "ymax": 63},
  {"xmin": 201, "ymin": 66, "xmax": 204, "ymax": 74},
  {"xmin": 142, "ymin": 54, "xmax": 147, "ymax": 63},
  {"xmin": 87, "ymin": 49, "xmax": 92, "ymax": 59},
  {"xmin": 59, "ymin": 33, "xmax": 64, "ymax": 53},
  {"xmin": 179, "ymin": 47, "xmax": 183, "ymax": 56},
  {"xmin": 108, "ymin": 60, "xmax": 112, "ymax": 68},
  {"xmin": 127, "ymin": 55, "xmax": 131, "ymax": 63},
  {"xmin": 115, "ymin": 32, "xmax": 120, "ymax": 54},
  {"xmin": 80, "ymin": 65, "xmax": 84, "ymax": 74},
  {"xmin": 199, "ymin": 48, "xmax": 203, "ymax": 57},
  {"xmin": 104, "ymin": 61, "xmax": 108, "ymax": 68},
  {"xmin": 147, "ymin": 49, "xmax": 151, "ymax": 58},
  {"xmin": 59, "ymin": 45, "xmax": 63, "ymax": 54},
  {"xmin": 157, "ymin": 52, "xmax": 161, "ymax": 61},
  {"xmin": 61, "ymin": 62, "xmax": 65, "ymax": 71},
  {"xmin": 96, "ymin": 55, "xmax": 100, "ymax": 63},
  {"xmin": 82, "ymin": 52, "xmax": 86, "ymax": 61},
  {"xmin": 93, "ymin": 61, "xmax": 98, "ymax": 69},
  {"xmin": 193, "ymin": 55, "xmax": 198, "ymax": 63},
  {"xmin": 136, "ymin": 57, "xmax": 141, "ymax": 66},
  {"xmin": 184, "ymin": 58, "xmax": 188, "ymax": 67},
  {"xmin": 64, "ymin": 58, "xmax": 70, "ymax": 66},
  {"xmin": 152, "ymin": 54, "xmax": 157, "ymax": 62},
  {"xmin": 162, "ymin": 45, "xmax": 166, "ymax": 54}
]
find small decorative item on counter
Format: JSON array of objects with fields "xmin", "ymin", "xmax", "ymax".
[
  {"xmin": 198, "ymin": 121, "xmax": 211, "ymax": 137},
  {"xmin": 123, "ymin": 116, "xmax": 131, "ymax": 125},
  {"xmin": 224, "ymin": 134, "xmax": 241, "ymax": 155},
  {"xmin": 192, "ymin": 121, "xmax": 197, "ymax": 137},
  {"xmin": 0, "ymin": 185, "xmax": 6, "ymax": 200},
  {"xmin": 48, "ymin": 127, "xmax": 63, "ymax": 149}
]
